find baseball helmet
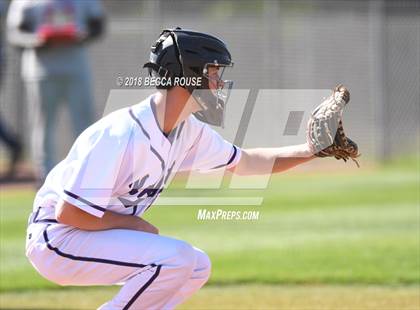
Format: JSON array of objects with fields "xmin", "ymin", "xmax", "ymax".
[{"xmin": 143, "ymin": 27, "xmax": 234, "ymax": 127}]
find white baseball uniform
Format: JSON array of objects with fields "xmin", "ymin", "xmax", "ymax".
[{"xmin": 25, "ymin": 94, "xmax": 241, "ymax": 310}]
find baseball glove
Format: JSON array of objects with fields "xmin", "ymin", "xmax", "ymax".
[{"xmin": 307, "ymin": 84, "xmax": 360, "ymax": 167}]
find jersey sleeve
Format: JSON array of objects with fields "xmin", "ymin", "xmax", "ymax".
[
  {"xmin": 179, "ymin": 123, "xmax": 241, "ymax": 172},
  {"xmin": 60, "ymin": 124, "xmax": 134, "ymax": 218}
]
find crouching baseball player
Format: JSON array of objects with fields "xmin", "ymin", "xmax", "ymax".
[{"xmin": 25, "ymin": 28, "xmax": 359, "ymax": 309}]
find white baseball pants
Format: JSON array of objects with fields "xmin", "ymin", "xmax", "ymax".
[{"xmin": 26, "ymin": 223, "xmax": 211, "ymax": 310}]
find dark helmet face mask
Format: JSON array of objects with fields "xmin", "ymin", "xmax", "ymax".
[{"xmin": 192, "ymin": 63, "xmax": 234, "ymax": 127}]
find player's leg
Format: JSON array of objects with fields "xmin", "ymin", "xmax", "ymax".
[
  {"xmin": 0, "ymin": 113, "xmax": 22, "ymax": 176},
  {"xmin": 27, "ymin": 223, "xmax": 199, "ymax": 310},
  {"xmin": 161, "ymin": 247, "xmax": 211, "ymax": 309},
  {"xmin": 26, "ymin": 78, "xmax": 62, "ymax": 179},
  {"xmin": 66, "ymin": 73, "xmax": 95, "ymax": 137}
]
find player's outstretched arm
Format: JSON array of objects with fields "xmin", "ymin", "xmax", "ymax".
[
  {"xmin": 230, "ymin": 143, "xmax": 314, "ymax": 176},
  {"xmin": 55, "ymin": 200, "xmax": 159, "ymax": 234}
]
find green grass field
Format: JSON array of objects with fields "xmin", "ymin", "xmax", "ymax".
[{"xmin": 0, "ymin": 159, "xmax": 419, "ymax": 309}]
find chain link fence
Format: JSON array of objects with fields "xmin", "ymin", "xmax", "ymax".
[{"xmin": 1, "ymin": 0, "xmax": 418, "ymax": 164}]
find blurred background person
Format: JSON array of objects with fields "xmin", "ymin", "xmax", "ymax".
[
  {"xmin": 0, "ymin": 0, "xmax": 22, "ymax": 180},
  {"xmin": 6, "ymin": 0, "xmax": 105, "ymax": 182}
]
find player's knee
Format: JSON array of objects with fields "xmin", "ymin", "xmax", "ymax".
[
  {"xmin": 194, "ymin": 248, "xmax": 212, "ymax": 283},
  {"xmin": 171, "ymin": 241, "xmax": 196, "ymax": 274}
]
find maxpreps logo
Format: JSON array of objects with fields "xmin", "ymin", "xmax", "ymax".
[{"xmin": 101, "ymin": 88, "xmax": 331, "ymax": 209}]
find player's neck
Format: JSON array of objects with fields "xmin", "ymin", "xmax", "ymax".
[{"xmin": 153, "ymin": 88, "xmax": 198, "ymax": 135}]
